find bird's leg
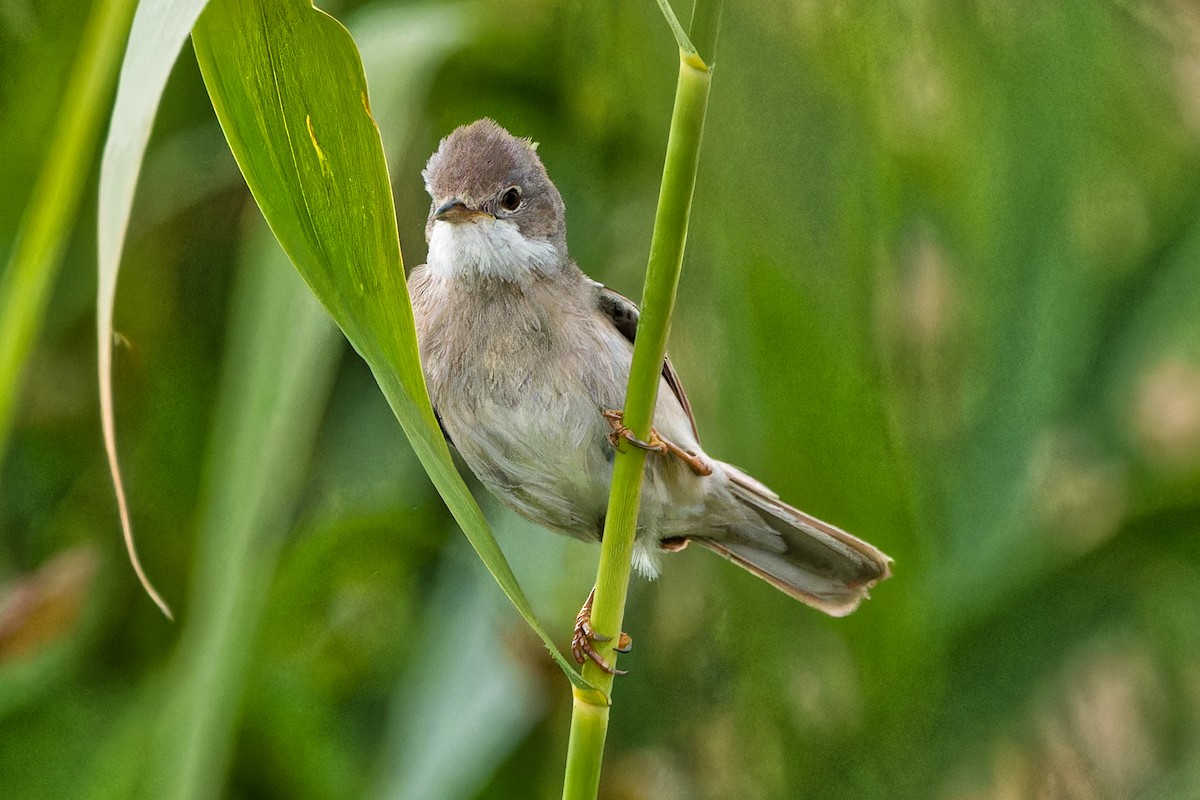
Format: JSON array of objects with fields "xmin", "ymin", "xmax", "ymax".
[
  {"xmin": 571, "ymin": 586, "xmax": 633, "ymax": 676},
  {"xmin": 601, "ymin": 409, "xmax": 664, "ymax": 454},
  {"xmin": 602, "ymin": 409, "xmax": 713, "ymax": 476}
]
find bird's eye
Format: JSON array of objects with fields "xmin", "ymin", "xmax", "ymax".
[{"xmin": 499, "ymin": 186, "xmax": 522, "ymax": 212}]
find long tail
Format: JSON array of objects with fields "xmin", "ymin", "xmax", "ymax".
[{"xmin": 695, "ymin": 464, "xmax": 892, "ymax": 617}]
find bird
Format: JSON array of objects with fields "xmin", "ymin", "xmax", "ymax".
[{"xmin": 408, "ymin": 119, "xmax": 891, "ymax": 673}]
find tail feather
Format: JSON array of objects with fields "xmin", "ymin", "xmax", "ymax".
[{"xmin": 698, "ymin": 464, "xmax": 893, "ymax": 617}]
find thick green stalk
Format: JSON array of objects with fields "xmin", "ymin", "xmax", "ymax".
[
  {"xmin": 587, "ymin": 40, "xmax": 711, "ymax": 694},
  {"xmin": 0, "ymin": 0, "xmax": 135, "ymax": 462},
  {"xmin": 561, "ymin": 2, "xmax": 719, "ymax": 795}
]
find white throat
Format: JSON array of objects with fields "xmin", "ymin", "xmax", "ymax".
[{"xmin": 427, "ymin": 217, "xmax": 560, "ymax": 283}]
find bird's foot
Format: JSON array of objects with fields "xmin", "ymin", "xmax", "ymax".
[
  {"xmin": 602, "ymin": 409, "xmax": 713, "ymax": 476},
  {"xmin": 571, "ymin": 587, "xmax": 632, "ymax": 676}
]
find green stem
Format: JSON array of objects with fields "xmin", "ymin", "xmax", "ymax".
[
  {"xmin": 561, "ymin": 2, "xmax": 718, "ymax": 795},
  {"xmin": 0, "ymin": 0, "xmax": 135, "ymax": 463}
]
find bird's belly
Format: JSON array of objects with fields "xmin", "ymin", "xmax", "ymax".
[
  {"xmin": 422, "ymin": 288, "xmax": 710, "ymax": 547},
  {"xmin": 444, "ymin": 388, "xmax": 711, "ymax": 554},
  {"xmin": 445, "ymin": 384, "xmax": 615, "ymax": 540}
]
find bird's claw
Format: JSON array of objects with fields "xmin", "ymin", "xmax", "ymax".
[
  {"xmin": 601, "ymin": 409, "xmax": 665, "ymax": 455},
  {"xmin": 571, "ymin": 588, "xmax": 631, "ymax": 676},
  {"xmin": 602, "ymin": 409, "xmax": 713, "ymax": 477}
]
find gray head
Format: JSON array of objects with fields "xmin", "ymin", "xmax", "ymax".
[{"xmin": 422, "ymin": 119, "xmax": 568, "ymax": 283}]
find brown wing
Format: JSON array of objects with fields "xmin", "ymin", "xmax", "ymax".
[{"xmin": 594, "ymin": 283, "xmax": 699, "ymax": 440}]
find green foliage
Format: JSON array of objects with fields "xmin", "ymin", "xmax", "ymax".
[
  {"xmin": 3, "ymin": 1, "xmax": 1200, "ymax": 798},
  {"xmin": 0, "ymin": 0, "xmax": 135, "ymax": 472}
]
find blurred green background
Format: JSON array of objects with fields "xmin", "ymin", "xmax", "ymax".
[{"xmin": 4, "ymin": 0, "xmax": 1200, "ymax": 797}]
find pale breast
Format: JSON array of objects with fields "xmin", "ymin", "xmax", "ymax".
[
  {"xmin": 411, "ymin": 268, "xmax": 618, "ymax": 538},
  {"xmin": 409, "ymin": 265, "xmax": 713, "ymax": 548}
]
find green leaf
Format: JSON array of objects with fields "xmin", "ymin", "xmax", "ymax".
[
  {"xmin": 190, "ymin": 0, "xmax": 594, "ymax": 693},
  {"xmin": 1, "ymin": 0, "xmax": 135, "ymax": 466},
  {"xmin": 97, "ymin": 0, "xmax": 216, "ymax": 619},
  {"xmin": 142, "ymin": 9, "xmax": 471, "ymax": 796}
]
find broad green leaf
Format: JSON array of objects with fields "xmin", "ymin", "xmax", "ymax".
[
  {"xmin": 190, "ymin": 0, "xmax": 594, "ymax": 692},
  {"xmin": 1, "ymin": 0, "xmax": 135, "ymax": 463},
  {"xmin": 145, "ymin": 8, "xmax": 471, "ymax": 796},
  {"xmin": 97, "ymin": 0, "xmax": 215, "ymax": 619}
]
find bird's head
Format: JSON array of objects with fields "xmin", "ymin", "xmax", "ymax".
[{"xmin": 422, "ymin": 119, "xmax": 567, "ymax": 283}]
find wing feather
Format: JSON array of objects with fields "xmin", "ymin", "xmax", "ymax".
[{"xmin": 593, "ymin": 282, "xmax": 699, "ymax": 439}]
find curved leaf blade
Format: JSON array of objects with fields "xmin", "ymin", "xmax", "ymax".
[
  {"xmin": 190, "ymin": 0, "xmax": 595, "ymax": 693},
  {"xmin": 97, "ymin": 0, "xmax": 216, "ymax": 620}
]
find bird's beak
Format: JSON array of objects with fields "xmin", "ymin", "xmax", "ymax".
[{"xmin": 433, "ymin": 198, "xmax": 488, "ymax": 224}]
